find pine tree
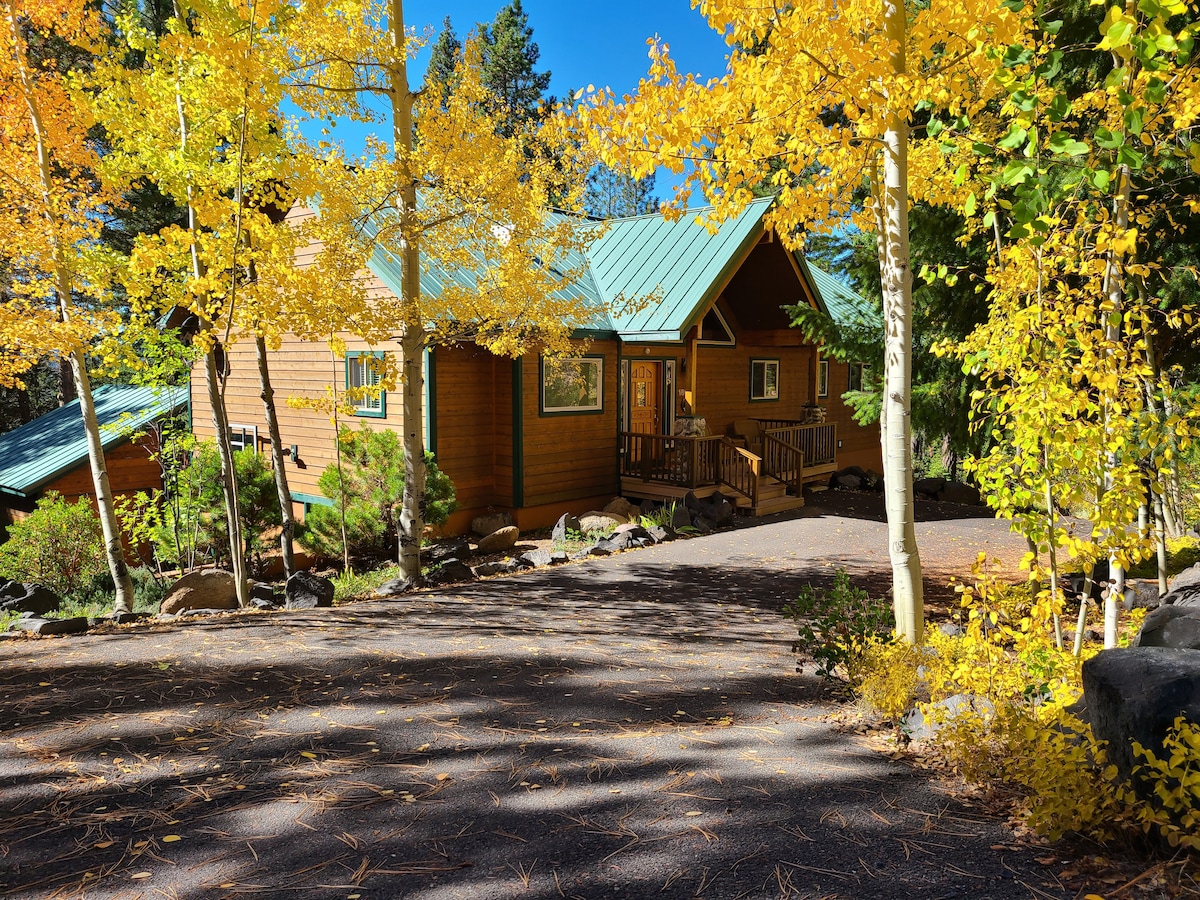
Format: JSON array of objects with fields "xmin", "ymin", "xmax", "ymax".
[
  {"xmin": 424, "ymin": 15, "xmax": 460, "ymax": 103},
  {"xmin": 478, "ymin": 1, "xmax": 551, "ymax": 136},
  {"xmin": 585, "ymin": 163, "xmax": 657, "ymax": 218}
]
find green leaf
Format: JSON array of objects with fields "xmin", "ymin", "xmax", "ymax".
[
  {"xmin": 1048, "ymin": 132, "xmax": 1090, "ymax": 156},
  {"xmin": 998, "ymin": 125, "xmax": 1029, "ymax": 150},
  {"xmin": 1125, "ymin": 106, "xmax": 1145, "ymax": 134},
  {"xmin": 1094, "ymin": 126, "xmax": 1123, "ymax": 149},
  {"xmin": 1118, "ymin": 144, "xmax": 1146, "ymax": 168},
  {"xmin": 964, "ymin": 191, "xmax": 977, "ymax": 216},
  {"xmin": 1091, "ymin": 168, "xmax": 1112, "ymax": 190},
  {"xmin": 1043, "ymin": 18, "xmax": 1064, "ymax": 34},
  {"xmin": 1047, "ymin": 93, "xmax": 1071, "ymax": 122},
  {"xmin": 1001, "ymin": 161, "xmax": 1035, "ymax": 185},
  {"xmin": 1003, "ymin": 44, "xmax": 1034, "ymax": 68}
]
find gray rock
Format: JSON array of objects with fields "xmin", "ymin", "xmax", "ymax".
[
  {"xmin": 914, "ymin": 477, "xmax": 946, "ymax": 497},
  {"xmin": 97, "ymin": 611, "xmax": 152, "ymax": 625},
  {"xmin": 837, "ymin": 474, "xmax": 862, "ymax": 490},
  {"xmin": 471, "ymin": 512, "xmax": 514, "ymax": 537},
  {"xmin": 551, "ymin": 513, "xmax": 581, "ymax": 544},
  {"xmin": 589, "ymin": 541, "xmax": 615, "ymax": 556},
  {"xmin": 517, "ymin": 549, "xmax": 552, "ymax": 569},
  {"xmin": 427, "ymin": 538, "xmax": 473, "ymax": 564},
  {"xmin": 374, "ymin": 577, "xmax": 415, "ymax": 597},
  {"xmin": 250, "ymin": 581, "xmax": 280, "ymax": 608},
  {"xmin": 179, "ymin": 607, "xmax": 231, "ymax": 618},
  {"xmin": 684, "ymin": 491, "xmax": 702, "ymax": 511},
  {"xmin": 427, "ymin": 558, "xmax": 476, "ymax": 586},
  {"xmin": 476, "ymin": 525, "xmax": 519, "ymax": 553},
  {"xmin": 1160, "ymin": 563, "xmax": 1200, "ymax": 608},
  {"xmin": 647, "ymin": 525, "xmax": 671, "ymax": 544},
  {"xmin": 14, "ymin": 616, "xmax": 90, "ymax": 636},
  {"xmin": 549, "ymin": 551, "xmax": 569, "ymax": 565},
  {"xmin": 161, "ymin": 570, "xmax": 239, "ymax": 616},
  {"xmin": 285, "ymin": 571, "xmax": 335, "ymax": 609},
  {"xmin": 1082, "ymin": 647, "xmax": 1200, "ymax": 783},
  {"xmin": 938, "ymin": 622, "xmax": 966, "ymax": 638},
  {"xmin": 902, "ymin": 693, "xmax": 996, "ymax": 742},
  {"xmin": 570, "ymin": 549, "xmax": 593, "ymax": 561},
  {"xmin": 938, "ymin": 481, "xmax": 982, "ymax": 506},
  {"xmin": 1121, "ymin": 581, "xmax": 1163, "ymax": 611},
  {"xmin": 671, "ymin": 505, "xmax": 691, "ymax": 530},
  {"xmin": 603, "ymin": 497, "xmax": 641, "ymax": 521},
  {"xmin": 1133, "ymin": 604, "xmax": 1200, "ymax": 650},
  {"xmin": 692, "ymin": 516, "xmax": 715, "ymax": 534},
  {"xmin": 0, "ymin": 582, "xmax": 61, "ymax": 616},
  {"xmin": 473, "ymin": 560, "xmax": 517, "ymax": 578},
  {"xmin": 579, "ymin": 512, "xmax": 624, "ymax": 533},
  {"xmin": 639, "ymin": 499, "xmax": 658, "ymax": 517}
]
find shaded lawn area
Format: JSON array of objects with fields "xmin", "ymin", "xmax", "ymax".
[{"xmin": 0, "ymin": 552, "xmax": 1071, "ymax": 900}]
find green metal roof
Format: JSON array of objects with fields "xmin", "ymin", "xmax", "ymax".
[
  {"xmin": 586, "ymin": 198, "xmax": 773, "ymax": 342},
  {"xmin": 0, "ymin": 383, "xmax": 186, "ymax": 499},
  {"xmin": 356, "ymin": 195, "xmax": 869, "ymax": 344}
]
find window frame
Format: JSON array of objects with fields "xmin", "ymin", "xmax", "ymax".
[
  {"xmin": 847, "ymin": 362, "xmax": 867, "ymax": 393},
  {"xmin": 749, "ymin": 358, "xmax": 781, "ymax": 402},
  {"xmin": 228, "ymin": 424, "xmax": 258, "ymax": 454},
  {"xmin": 817, "ymin": 359, "xmax": 829, "ymax": 399},
  {"xmin": 346, "ymin": 350, "xmax": 387, "ymax": 419},
  {"xmin": 540, "ymin": 354, "xmax": 605, "ymax": 416}
]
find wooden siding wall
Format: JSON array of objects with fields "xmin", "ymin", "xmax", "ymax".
[
  {"xmin": 42, "ymin": 434, "xmax": 163, "ymax": 503},
  {"xmin": 519, "ymin": 341, "xmax": 620, "ymax": 509},
  {"xmin": 821, "ymin": 360, "xmax": 883, "ymax": 471}
]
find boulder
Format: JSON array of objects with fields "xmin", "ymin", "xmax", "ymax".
[
  {"xmin": 579, "ymin": 513, "xmax": 624, "ymax": 533},
  {"xmin": 937, "ymin": 622, "xmax": 966, "ymax": 638},
  {"xmin": 161, "ymin": 570, "xmax": 239, "ymax": 616},
  {"xmin": 426, "ymin": 559, "xmax": 476, "ymax": 586},
  {"xmin": 549, "ymin": 551, "xmax": 569, "ymax": 565},
  {"xmin": 647, "ymin": 525, "xmax": 672, "ymax": 544},
  {"xmin": 902, "ymin": 694, "xmax": 996, "ymax": 742},
  {"xmin": 1121, "ymin": 581, "xmax": 1163, "ymax": 611},
  {"xmin": 476, "ymin": 525, "xmax": 519, "ymax": 554},
  {"xmin": 250, "ymin": 581, "xmax": 280, "ymax": 609},
  {"xmin": 473, "ymin": 560, "xmax": 518, "ymax": 578},
  {"xmin": 683, "ymin": 491, "xmax": 702, "ymax": 511},
  {"xmin": 692, "ymin": 516, "xmax": 715, "ymax": 534},
  {"xmin": 100, "ymin": 611, "xmax": 152, "ymax": 625},
  {"xmin": 913, "ymin": 477, "xmax": 946, "ymax": 498},
  {"xmin": 1161, "ymin": 563, "xmax": 1200, "ymax": 608},
  {"xmin": 471, "ymin": 512, "xmax": 514, "ymax": 537},
  {"xmin": 427, "ymin": 538, "xmax": 473, "ymax": 564},
  {"xmin": 551, "ymin": 513, "xmax": 582, "ymax": 544},
  {"xmin": 836, "ymin": 474, "xmax": 862, "ymax": 491},
  {"xmin": 603, "ymin": 497, "xmax": 641, "ymax": 521},
  {"xmin": 589, "ymin": 541, "xmax": 616, "ymax": 556},
  {"xmin": 285, "ymin": 571, "xmax": 335, "ymax": 609},
  {"xmin": 1082, "ymin": 647, "xmax": 1200, "ymax": 783},
  {"xmin": 1133, "ymin": 604, "xmax": 1200, "ymax": 650},
  {"xmin": 938, "ymin": 481, "xmax": 982, "ymax": 506},
  {"xmin": 702, "ymin": 495, "xmax": 735, "ymax": 526},
  {"xmin": 516, "ymin": 549, "xmax": 553, "ymax": 569},
  {"xmin": 671, "ymin": 505, "xmax": 692, "ymax": 530},
  {"xmin": 374, "ymin": 577, "xmax": 415, "ymax": 597},
  {"xmin": 0, "ymin": 582, "xmax": 61, "ymax": 616},
  {"xmin": 639, "ymin": 499, "xmax": 658, "ymax": 517},
  {"xmin": 13, "ymin": 616, "xmax": 90, "ymax": 636}
]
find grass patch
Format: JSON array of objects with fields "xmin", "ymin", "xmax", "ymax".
[{"xmin": 332, "ymin": 564, "xmax": 402, "ymax": 603}]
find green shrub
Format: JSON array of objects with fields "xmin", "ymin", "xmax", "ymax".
[
  {"xmin": 0, "ymin": 492, "xmax": 108, "ymax": 596},
  {"xmin": 305, "ymin": 425, "xmax": 456, "ymax": 562},
  {"xmin": 782, "ymin": 569, "xmax": 895, "ymax": 681}
]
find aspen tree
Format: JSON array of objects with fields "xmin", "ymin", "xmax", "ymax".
[
  {"xmin": 1, "ymin": 0, "xmax": 137, "ymax": 612},
  {"xmin": 574, "ymin": 0, "xmax": 1029, "ymax": 642}
]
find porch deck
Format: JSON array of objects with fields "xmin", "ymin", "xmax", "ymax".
[{"xmin": 619, "ymin": 421, "xmax": 837, "ymax": 517}]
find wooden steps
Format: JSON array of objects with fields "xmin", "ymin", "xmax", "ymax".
[{"xmin": 621, "ymin": 474, "xmax": 806, "ymax": 517}]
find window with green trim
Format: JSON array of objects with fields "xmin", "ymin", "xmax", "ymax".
[
  {"xmin": 541, "ymin": 356, "xmax": 603, "ymax": 413},
  {"xmin": 750, "ymin": 358, "xmax": 780, "ymax": 401},
  {"xmin": 848, "ymin": 362, "xmax": 867, "ymax": 392},
  {"xmin": 347, "ymin": 351, "xmax": 386, "ymax": 418},
  {"xmin": 817, "ymin": 359, "xmax": 829, "ymax": 398}
]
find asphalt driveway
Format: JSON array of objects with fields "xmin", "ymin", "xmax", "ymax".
[{"xmin": 0, "ymin": 495, "xmax": 1075, "ymax": 899}]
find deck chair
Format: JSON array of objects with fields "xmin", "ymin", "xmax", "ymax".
[{"xmin": 730, "ymin": 418, "xmax": 764, "ymax": 457}]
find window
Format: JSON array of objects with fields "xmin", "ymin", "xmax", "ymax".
[
  {"xmin": 750, "ymin": 358, "xmax": 780, "ymax": 401},
  {"xmin": 229, "ymin": 424, "xmax": 257, "ymax": 454},
  {"xmin": 848, "ymin": 362, "xmax": 867, "ymax": 392},
  {"xmin": 347, "ymin": 351, "xmax": 386, "ymax": 418},
  {"xmin": 817, "ymin": 359, "xmax": 829, "ymax": 398},
  {"xmin": 542, "ymin": 356, "xmax": 603, "ymax": 414}
]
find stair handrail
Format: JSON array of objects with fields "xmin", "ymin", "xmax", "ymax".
[
  {"xmin": 717, "ymin": 437, "xmax": 760, "ymax": 508},
  {"xmin": 762, "ymin": 432, "xmax": 803, "ymax": 495}
]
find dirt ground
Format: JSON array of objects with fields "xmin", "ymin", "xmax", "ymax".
[{"xmin": 0, "ymin": 492, "xmax": 1188, "ymax": 899}]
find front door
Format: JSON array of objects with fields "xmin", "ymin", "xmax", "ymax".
[{"xmin": 630, "ymin": 361, "xmax": 662, "ymax": 435}]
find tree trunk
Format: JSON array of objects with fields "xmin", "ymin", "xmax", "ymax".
[
  {"xmin": 389, "ymin": 0, "xmax": 428, "ymax": 584},
  {"xmin": 255, "ymin": 334, "xmax": 296, "ymax": 580},
  {"xmin": 205, "ymin": 348, "xmax": 250, "ymax": 605},
  {"xmin": 878, "ymin": 0, "xmax": 924, "ymax": 643},
  {"xmin": 9, "ymin": 10, "xmax": 134, "ymax": 613}
]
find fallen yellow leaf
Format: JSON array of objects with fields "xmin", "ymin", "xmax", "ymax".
[{"xmin": 162, "ymin": 835, "xmax": 181, "ymax": 843}]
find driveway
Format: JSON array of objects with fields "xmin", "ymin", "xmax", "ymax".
[{"xmin": 0, "ymin": 495, "xmax": 1073, "ymax": 899}]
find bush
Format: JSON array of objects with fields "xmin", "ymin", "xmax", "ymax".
[
  {"xmin": 782, "ymin": 569, "xmax": 895, "ymax": 681},
  {"xmin": 0, "ymin": 492, "xmax": 108, "ymax": 596},
  {"xmin": 305, "ymin": 424, "xmax": 456, "ymax": 562}
]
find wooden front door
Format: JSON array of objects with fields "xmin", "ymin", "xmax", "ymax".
[{"xmin": 630, "ymin": 361, "xmax": 662, "ymax": 434}]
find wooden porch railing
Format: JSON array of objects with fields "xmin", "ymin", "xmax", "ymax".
[
  {"xmin": 619, "ymin": 432, "xmax": 722, "ymax": 488},
  {"xmin": 716, "ymin": 439, "xmax": 759, "ymax": 506},
  {"xmin": 762, "ymin": 433, "xmax": 802, "ymax": 495},
  {"xmin": 758, "ymin": 421, "xmax": 837, "ymax": 468}
]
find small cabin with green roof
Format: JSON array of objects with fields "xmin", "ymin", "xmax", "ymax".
[{"xmin": 190, "ymin": 199, "xmax": 880, "ymax": 535}]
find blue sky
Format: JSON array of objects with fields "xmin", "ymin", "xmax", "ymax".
[{"xmin": 310, "ymin": 2, "xmax": 730, "ymax": 199}]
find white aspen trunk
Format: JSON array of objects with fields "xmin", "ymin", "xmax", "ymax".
[
  {"xmin": 879, "ymin": 0, "xmax": 924, "ymax": 643},
  {"xmin": 389, "ymin": 0, "xmax": 427, "ymax": 583},
  {"xmin": 1154, "ymin": 491, "xmax": 1169, "ymax": 594},
  {"xmin": 255, "ymin": 335, "xmax": 296, "ymax": 580},
  {"xmin": 9, "ymin": 11, "xmax": 135, "ymax": 613}
]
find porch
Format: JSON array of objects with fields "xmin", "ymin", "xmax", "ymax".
[{"xmin": 618, "ymin": 420, "xmax": 838, "ymax": 517}]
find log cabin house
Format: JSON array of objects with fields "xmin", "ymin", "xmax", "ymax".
[
  {"xmin": 0, "ymin": 383, "xmax": 186, "ymax": 544},
  {"xmin": 190, "ymin": 197, "xmax": 881, "ymax": 535}
]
